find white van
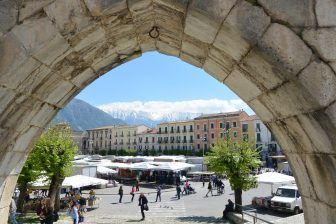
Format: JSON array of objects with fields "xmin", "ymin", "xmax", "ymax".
[{"xmin": 270, "ymin": 185, "xmax": 302, "ymax": 214}]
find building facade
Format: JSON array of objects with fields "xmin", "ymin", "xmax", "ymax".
[
  {"xmin": 193, "ymin": 111, "xmax": 250, "ymax": 152},
  {"xmin": 157, "ymin": 120, "xmax": 194, "ymax": 152},
  {"xmin": 137, "ymin": 129, "xmax": 158, "ymax": 152},
  {"xmin": 86, "ymin": 125, "xmax": 149, "ymax": 153},
  {"xmin": 241, "ymin": 115, "xmax": 282, "ymax": 160}
]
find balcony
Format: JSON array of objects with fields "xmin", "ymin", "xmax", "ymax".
[
  {"xmin": 164, "ymin": 140, "xmax": 168, "ymax": 144},
  {"xmin": 189, "ymin": 129, "xmax": 193, "ymax": 132},
  {"xmin": 170, "ymin": 130, "xmax": 174, "ymax": 133},
  {"xmin": 119, "ymin": 142, "xmax": 124, "ymax": 145},
  {"xmin": 170, "ymin": 140, "xmax": 174, "ymax": 143},
  {"xmin": 176, "ymin": 140, "xmax": 181, "ymax": 143},
  {"xmin": 145, "ymin": 141, "xmax": 149, "ymax": 144},
  {"xmin": 182, "ymin": 140, "xmax": 187, "ymax": 143},
  {"xmin": 114, "ymin": 142, "xmax": 118, "ymax": 145},
  {"xmin": 182, "ymin": 130, "xmax": 187, "ymax": 133},
  {"xmin": 177, "ymin": 130, "xmax": 180, "ymax": 133},
  {"xmin": 133, "ymin": 141, "xmax": 137, "ymax": 145},
  {"xmin": 189, "ymin": 140, "xmax": 194, "ymax": 143}
]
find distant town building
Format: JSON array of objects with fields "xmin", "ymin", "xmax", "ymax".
[
  {"xmin": 241, "ymin": 115, "xmax": 282, "ymax": 160},
  {"xmin": 157, "ymin": 120, "xmax": 194, "ymax": 152},
  {"xmin": 193, "ymin": 111, "xmax": 249, "ymax": 153},
  {"xmin": 82, "ymin": 110, "xmax": 282, "ymax": 160},
  {"xmin": 137, "ymin": 128, "xmax": 158, "ymax": 152},
  {"xmin": 86, "ymin": 125, "xmax": 149, "ymax": 153}
]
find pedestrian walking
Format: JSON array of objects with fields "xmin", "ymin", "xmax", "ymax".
[
  {"xmin": 138, "ymin": 193, "xmax": 148, "ymax": 221},
  {"xmin": 136, "ymin": 178, "xmax": 140, "ymax": 191},
  {"xmin": 155, "ymin": 185, "xmax": 161, "ymax": 202},
  {"xmin": 9, "ymin": 198, "xmax": 18, "ymax": 224},
  {"xmin": 118, "ymin": 186, "xmax": 123, "ymax": 203},
  {"xmin": 130, "ymin": 185, "xmax": 136, "ymax": 202},
  {"xmin": 205, "ymin": 181, "xmax": 213, "ymax": 197},
  {"xmin": 176, "ymin": 184, "xmax": 181, "ymax": 199},
  {"xmin": 68, "ymin": 200, "xmax": 79, "ymax": 224}
]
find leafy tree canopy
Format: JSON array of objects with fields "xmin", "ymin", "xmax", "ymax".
[
  {"xmin": 206, "ymin": 136, "xmax": 260, "ymax": 191},
  {"xmin": 33, "ymin": 123, "xmax": 78, "ymax": 179}
]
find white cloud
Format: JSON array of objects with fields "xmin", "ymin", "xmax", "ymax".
[{"xmin": 98, "ymin": 99, "xmax": 253, "ymax": 120}]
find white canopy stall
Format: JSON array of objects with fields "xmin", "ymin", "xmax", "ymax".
[
  {"xmin": 62, "ymin": 175, "xmax": 108, "ymax": 188},
  {"xmin": 255, "ymin": 172, "xmax": 296, "ymax": 194},
  {"xmin": 129, "ymin": 162, "xmax": 157, "ymax": 171},
  {"xmin": 30, "ymin": 175, "xmax": 109, "ymax": 189},
  {"xmin": 96, "ymin": 166, "xmax": 118, "ymax": 175}
]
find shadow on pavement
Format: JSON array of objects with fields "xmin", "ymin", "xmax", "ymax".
[
  {"xmin": 176, "ymin": 216, "xmax": 230, "ymax": 223},
  {"xmin": 242, "ymin": 204, "xmax": 293, "ymax": 219},
  {"xmin": 126, "ymin": 218, "xmax": 144, "ymax": 222}
]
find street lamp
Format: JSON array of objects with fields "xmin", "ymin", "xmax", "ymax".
[{"xmin": 202, "ymin": 136, "xmax": 207, "ymax": 172}]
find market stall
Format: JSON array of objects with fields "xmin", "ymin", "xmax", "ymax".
[{"xmin": 252, "ymin": 172, "xmax": 296, "ymax": 208}]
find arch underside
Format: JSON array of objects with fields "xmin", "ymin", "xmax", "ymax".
[{"xmin": 0, "ymin": 0, "xmax": 336, "ymax": 223}]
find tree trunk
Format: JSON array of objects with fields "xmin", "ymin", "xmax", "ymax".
[
  {"xmin": 17, "ymin": 182, "xmax": 28, "ymax": 213},
  {"xmin": 234, "ymin": 188, "xmax": 243, "ymax": 213},
  {"xmin": 48, "ymin": 173, "xmax": 63, "ymax": 212}
]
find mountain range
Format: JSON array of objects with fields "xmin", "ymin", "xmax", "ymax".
[
  {"xmin": 100, "ymin": 110, "xmax": 201, "ymax": 127},
  {"xmin": 53, "ymin": 99, "xmax": 126, "ymax": 131}
]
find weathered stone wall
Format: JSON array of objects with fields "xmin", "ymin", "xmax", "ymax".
[{"xmin": 0, "ymin": 0, "xmax": 336, "ymax": 223}]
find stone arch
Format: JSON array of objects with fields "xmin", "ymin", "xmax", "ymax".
[{"xmin": 0, "ymin": 0, "xmax": 336, "ymax": 223}]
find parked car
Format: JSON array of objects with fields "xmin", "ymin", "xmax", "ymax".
[{"xmin": 270, "ymin": 185, "xmax": 302, "ymax": 214}]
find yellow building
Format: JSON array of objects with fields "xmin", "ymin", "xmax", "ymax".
[
  {"xmin": 157, "ymin": 120, "xmax": 194, "ymax": 152},
  {"xmin": 86, "ymin": 125, "xmax": 149, "ymax": 153}
]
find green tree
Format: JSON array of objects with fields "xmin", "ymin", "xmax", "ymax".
[
  {"xmin": 17, "ymin": 151, "xmax": 42, "ymax": 212},
  {"xmin": 206, "ymin": 137, "xmax": 260, "ymax": 213},
  {"xmin": 33, "ymin": 124, "xmax": 77, "ymax": 211}
]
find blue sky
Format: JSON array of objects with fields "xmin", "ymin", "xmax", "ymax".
[{"xmin": 76, "ymin": 52, "xmax": 253, "ymax": 115}]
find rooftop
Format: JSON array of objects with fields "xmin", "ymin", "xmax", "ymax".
[{"xmin": 194, "ymin": 110, "xmax": 247, "ymax": 120}]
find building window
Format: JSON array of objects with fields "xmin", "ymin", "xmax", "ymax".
[
  {"xmin": 165, "ymin": 127, "xmax": 168, "ymax": 133},
  {"xmin": 257, "ymin": 133, "xmax": 261, "ymax": 142},
  {"xmin": 256, "ymin": 123, "xmax": 261, "ymax": 132},
  {"xmin": 197, "ymin": 124, "xmax": 200, "ymax": 130},
  {"xmin": 226, "ymin": 122, "xmax": 230, "ymax": 130},
  {"xmin": 210, "ymin": 123, "xmax": 214, "ymax": 129},
  {"xmin": 203, "ymin": 124, "xmax": 207, "ymax": 131},
  {"xmin": 152, "ymin": 137, "xmax": 155, "ymax": 143},
  {"xmin": 233, "ymin": 131, "xmax": 238, "ymax": 138},
  {"xmin": 159, "ymin": 127, "xmax": 162, "ymax": 133},
  {"xmin": 177, "ymin": 126, "xmax": 180, "ymax": 132},
  {"xmin": 220, "ymin": 133, "xmax": 224, "ymax": 138},
  {"xmin": 197, "ymin": 144, "xmax": 200, "ymax": 149},
  {"xmin": 233, "ymin": 121, "xmax": 237, "ymax": 128},
  {"xmin": 219, "ymin": 122, "xmax": 223, "ymax": 128},
  {"xmin": 243, "ymin": 134, "xmax": 249, "ymax": 141},
  {"xmin": 211, "ymin": 133, "xmax": 214, "ymax": 139},
  {"xmin": 204, "ymin": 144, "xmax": 208, "ymax": 150},
  {"xmin": 190, "ymin": 125, "xmax": 193, "ymax": 132},
  {"xmin": 242, "ymin": 124, "xmax": 248, "ymax": 132},
  {"xmin": 197, "ymin": 134, "xmax": 200, "ymax": 139},
  {"xmin": 171, "ymin": 127, "xmax": 174, "ymax": 133}
]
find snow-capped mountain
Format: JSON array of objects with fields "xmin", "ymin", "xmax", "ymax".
[
  {"xmin": 105, "ymin": 110, "xmax": 201, "ymax": 127},
  {"xmin": 97, "ymin": 99, "xmax": 251, "ymax": 127}
]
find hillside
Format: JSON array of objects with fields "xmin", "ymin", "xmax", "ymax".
[{"xmin": 53, "ymin": 99, "xmax": 126, "ymax": 131}]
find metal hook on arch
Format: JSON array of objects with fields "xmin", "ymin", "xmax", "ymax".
[{"xmin": 149, "ymin": 26, "xmax": 160, "ymax": 39}]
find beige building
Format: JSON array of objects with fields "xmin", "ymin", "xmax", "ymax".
[
  {"xmin": 157, "ymin": 120, "xmax": 194, "ymax": 152},
  {"xmin": 86, "ymin": 125, "xmax": 149, "ymax": 153},
  {"xmin": 137, "ymin": 128, "xmax": 158, "ymax": 152}
]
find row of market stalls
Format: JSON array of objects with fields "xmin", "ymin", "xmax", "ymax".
[{"xmin": 71, "ymin": 155, "xmax": 197, "ymax": 186}]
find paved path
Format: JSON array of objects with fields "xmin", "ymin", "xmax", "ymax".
[{"xmin": 53, "ymin": 180, "xmax": 296, "ymax": 224}]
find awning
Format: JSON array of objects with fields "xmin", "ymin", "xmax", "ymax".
[
  {"xmin": 30, "ymin": 175, "xmax": 109, "ymax": 189},
  {"xmin": 62, "ymin": 175, "xmax": 108, "ymax": 188},
  {"xmin": 97, "ymin": 166, "xmax": 118, "ymax": 174},
  {"xmin": 255, "ymin": 172, "xmax": 295, "ymax": 185},
  {"xmin": 129, "ymin": 162, "xmax": 157, "ymax": 170}
]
